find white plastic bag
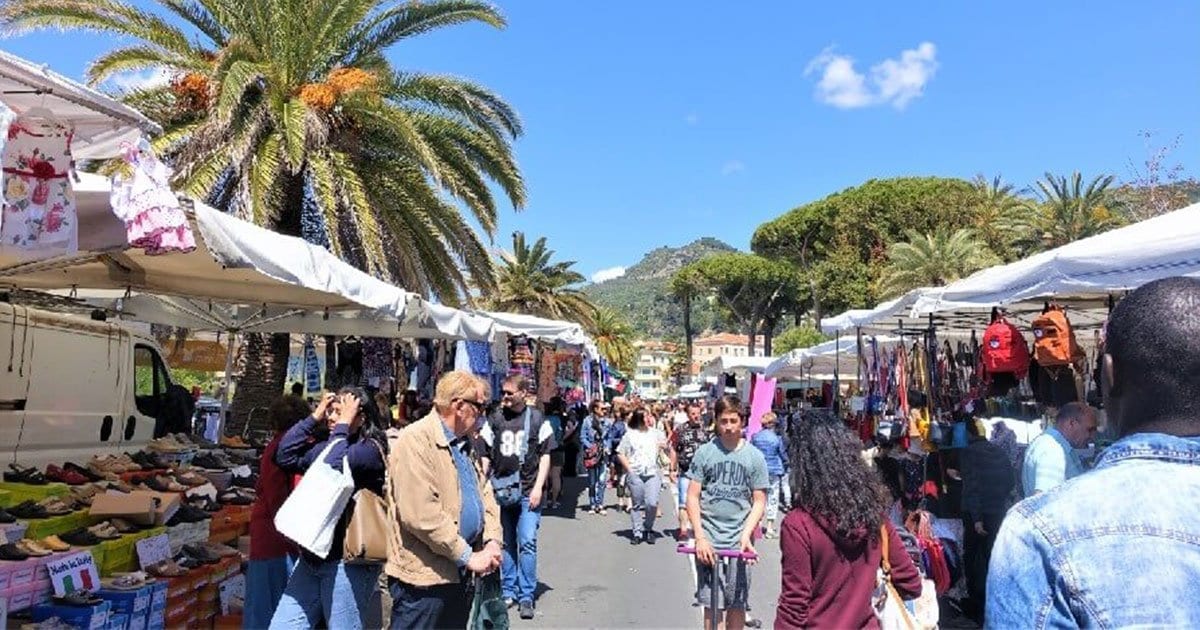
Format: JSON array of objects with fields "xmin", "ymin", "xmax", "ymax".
[{"xmin": 274, "ymin": 440, "xmax": 355, "ymax": 557}]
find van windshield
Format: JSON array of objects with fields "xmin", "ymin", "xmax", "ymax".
[{"xmin": 134, "ymin": 345, "xmax": 171, "ymax": 416}]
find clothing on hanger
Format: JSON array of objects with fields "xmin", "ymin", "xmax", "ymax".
[
  {"xmin": 109, "ymin": 140, "xmax": 195, "ymax": 255},
  {"xmin": 0, "ymin": 115, "xmax": 77, "ymax": 260}
]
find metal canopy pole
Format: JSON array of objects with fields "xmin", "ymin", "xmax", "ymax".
[
  {"xmin": 216, "ymin": 330, "xmax": 238, "ymax": 440},
  {"xmin": 833, "ymin": 330, "xmax": 840, "ymax": 413}
]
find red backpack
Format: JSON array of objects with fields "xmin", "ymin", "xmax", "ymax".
[{"xmin": 982, "ymin": 318, "xmax": 1031, "ymax": 376}]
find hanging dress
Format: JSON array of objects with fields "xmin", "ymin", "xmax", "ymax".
[
  {"xmin": 0, "ymin": 117, "xmax": 77, "ymax": 260},
  {"xmin": 109, "ymin": 141, "xmax": 196, "ymax": 255}
]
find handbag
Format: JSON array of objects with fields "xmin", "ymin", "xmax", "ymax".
[
  {"xmin": 274, "ymin": 439, "xmax": 356, "ymax": 557},
  {"xmin": 872, "ymin": 524, "xmax": 919, "ymax": 630},
  {"xmin": 491, "ymin": 409, "xmax": 531, "ymax": 507},
  {"xmin": 468, "ymin": 572, "xmax": 510, "ymax": 630},
  {"xmin": 583, "ymin": 443, "xmax": 602, "ymax": 469},
  {"xmin": 344, "ymin": 439, "xmax": 389, "ymax": 564}
]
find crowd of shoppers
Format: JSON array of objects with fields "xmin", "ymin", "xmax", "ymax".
[{"xmin": 244, "ymin": 278, "xmax": 1200, "ymax": 630}]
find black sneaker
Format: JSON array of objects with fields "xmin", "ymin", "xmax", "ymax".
[
  {"xmin": 630, "ymin": 533, "xmax": 643, "ymax": 545},
  {"xmin": 519, "ymin": 601, "xmax": 535, "ymax": 620},
  {"xmin": 645, "ymin": 532, "xmax": 657, "ymax": 545}
]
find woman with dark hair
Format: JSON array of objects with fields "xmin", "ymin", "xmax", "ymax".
[
  {"xmin": 580, "ymin": 400, "xmax": 613, "ymax": 514},
  {"xmin": 270, "ymin": 386, "xmax": 389, "ymax": 629},
  {"xmin": 775, "ymin": 410, "xmax": 922, "ymax": 629},
  {"xmin": 616, "ymin": 409, "xmax": 668, "ymax": 544}
]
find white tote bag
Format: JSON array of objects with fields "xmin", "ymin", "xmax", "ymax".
[{"xmin": 274, "ymin": 439, "xmax": 356, "ymax": 557}]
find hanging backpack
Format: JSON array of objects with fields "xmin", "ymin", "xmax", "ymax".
[
  {"xmin": 1031, "ymin": 305, "xmax": 1079, "ymax": 367},
  {"xmin": 982, "ymin": 318, "xmax": 1030, "ymax": 376}
]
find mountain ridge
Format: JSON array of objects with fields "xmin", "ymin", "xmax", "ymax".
[{"xmin": 583, "ymin": 237, "xmax": 737, "ymax": 340}]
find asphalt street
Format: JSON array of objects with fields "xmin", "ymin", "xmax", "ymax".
[{"xmin": 522, "ymin": 476, "xmax": 783, "ymax": 629}]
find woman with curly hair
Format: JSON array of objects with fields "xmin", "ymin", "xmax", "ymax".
[{"xmin": 775, "ymin": 410, "xmax": 922, "ymax": 629}]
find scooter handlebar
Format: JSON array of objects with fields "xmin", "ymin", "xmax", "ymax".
[{"xmin": 675, "ymin": 544, "xmax": 758, "ymax": 560}]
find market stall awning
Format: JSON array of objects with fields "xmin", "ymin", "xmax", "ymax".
[
  {"xmin": 701, "ymin": 355, "xmax": 776, "ymax": 377},
  {"xmin": 913, "ymin": 201, "xmax": 1200, "ymax": 314},
  {"xmin": 0, "ymin": 48, "xmax": 160, "ymax": 159},
  {"xmin": 765, "ymin": 336, "xmax": 901, "ymax": 381},
  {"xmin": 481, "ymin": 310, "xmax": 599, "ymax": 358}
]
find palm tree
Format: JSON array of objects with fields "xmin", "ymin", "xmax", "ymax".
[
  {"xmin": 588, "ymin": 308, "xmax": 637, "ymax": 373},
  {"xmin": 1007, "ymin": 172, "xmax": 1123, "ymax": 254},
  {"xmin": 490, "ymin": 232, "xmax": 597, "ymax": 327},
  {"xmin": 2, "ymin": 0, "xmax": 526, "ymax": 431},
  {"xmin": 2, "ymin": 0, "xmax": 525, "ymax": 297},
  {"xmin": 971, "ymin": 174, "xmax": 1026, "ymax": 259},
  {"xmin": 878, "ymin": 228, "xmax": 1000, "ymax": 297}
]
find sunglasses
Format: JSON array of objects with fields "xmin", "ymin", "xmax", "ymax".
[
  {"xmin": 501, "ymin": 389, "xmax": 521, "ymax": 397},
  {"xmin": 455, "ymin": 398, "xmax": 485, "ymax": 412}
]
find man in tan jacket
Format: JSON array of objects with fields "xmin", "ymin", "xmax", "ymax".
[{"xmin": 387, "ymin": 371, "xmax": 503, "ymax": 629}]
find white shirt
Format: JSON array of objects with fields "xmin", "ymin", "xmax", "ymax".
[{"xmin": 618, "ymin": 428, "xmax": 666, "ymax": 476}]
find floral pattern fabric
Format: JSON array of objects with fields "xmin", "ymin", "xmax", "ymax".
[{"xmin": 0, "ymin": 118, "xmax": 77, "ymax": 259}]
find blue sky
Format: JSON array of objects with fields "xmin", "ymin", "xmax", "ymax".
[{"xmin": 4, "ymin": 1, "xmax": 1198, "ymax": 283}]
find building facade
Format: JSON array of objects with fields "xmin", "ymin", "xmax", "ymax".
[
  {"xmin": 690, "ymin": 332, "xmax": 764, "ymax": 374},
  {"xmin": 634, "ymin": 340, "xmax": 676, "ymax": 399}
]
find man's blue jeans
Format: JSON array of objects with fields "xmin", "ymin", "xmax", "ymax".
[
  {"xmin": 268, "ymin": 556, "xmax": 381, "ymax": 629},
  {"xmin": 500, "ymin": 496, "xmax": 542, "ymax": 604},
  {"xmin": 587, "ymin": 465, "xmax": 608, "ymax": 510},
  {"xmin": 244, "ymin": 555, "xmax": 295, "ymax": 629}
]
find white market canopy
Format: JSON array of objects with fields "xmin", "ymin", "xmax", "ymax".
[
  {"xmin": 701, "ymin": 355, "xmax": 776, "ymax": 377},
  {"xmin": 914, "ymin": 201, "xmax": 1200, "ymax": 314},
  {"xmin": 765, "ymin": 336, "xmax": 901, "ymax": 381},
  {"xmin": 0, "ymin": 49, "xmax": 159, "ymax": 159},
  {"xmin": 0, "ymin": 173, "xmax": 488, "ymax": 340},
  {"xmin": 481, "ymin": 310, "xmax": 599, "ymax": 359}
]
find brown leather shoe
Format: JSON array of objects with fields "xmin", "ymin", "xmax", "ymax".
[{"xmin": 40, "ymin": 535, "xmax": 71, "ymax": 551}]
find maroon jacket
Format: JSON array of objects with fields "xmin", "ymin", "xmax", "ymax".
[
  {"xmin": 775, "ymin": 509, "xmax": 922, "ymax": 629},
  {"xmin": 249, "ymin": 433, "xmax": 297, "ymax": 560}
]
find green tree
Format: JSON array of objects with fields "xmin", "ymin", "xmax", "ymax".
[
  {"xmin": 753, "ymin": 177, "xmax": 989, "ymax": 319},
  {"xmin": 668, "ymin": 266, "xmax": 704, "ymax": 369},
  {"xmin": 878, "ymin": 228, "xmax": 999, "ymax": 297},
  {"xmin": 774, "ymin": 326, "xmax": 829, "ymax": 355},
  {"xmin": 679, "ymin": 253, "xmax": 801, "ymax": 354},
  {"xmin": 588, "ymin": 308, "xmax": 637, "ymax": 373},
  {"xmin": 490, "ymin": 232, "xmax": 597, "ymax": 327},
  {"xmin": 1009, "ymin": 172, "xmax": 1123, "ymax": 253},
  {"xmin": 2, "ymin": 0, "xmax": 527, "ymax": 430}
]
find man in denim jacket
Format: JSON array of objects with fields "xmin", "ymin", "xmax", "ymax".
[{"xmin": 987, "ymin": 277, "xmax": 1200, "ymax": 628}]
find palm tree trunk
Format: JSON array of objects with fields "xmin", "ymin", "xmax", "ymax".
[
  {"xmin": 227, "ymin": 174, "xmax": 307, "ymax": 434},
  {"xmin": 227, "ymin": 332, "xmax": 291, "ymax": 435}
]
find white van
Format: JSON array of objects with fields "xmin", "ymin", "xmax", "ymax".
[{"xmin": 0, "ymin": 304, "xmax": 174, "ymax": 470}]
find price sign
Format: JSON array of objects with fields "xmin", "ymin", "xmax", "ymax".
[
  {"xmin": 46, "ymin": 551, "xmax": 100, "ymax": 596},
  {"xmin": 136, "ymin": 534, "xmax": 171, "ymax": 570}
]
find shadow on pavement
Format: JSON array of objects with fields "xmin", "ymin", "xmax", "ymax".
[{"xmin": 542, "ymin": 477, "xmax": 588, "ymax": 520}]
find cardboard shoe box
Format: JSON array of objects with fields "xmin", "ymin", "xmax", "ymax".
[{"xmin": 90, "ymin": 491, "xmax": 181, "ymax": 526}]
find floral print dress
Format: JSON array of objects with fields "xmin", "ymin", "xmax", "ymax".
[{"xmin": 0, "ymin": 116, "xmax": 77, "ymax": 259}]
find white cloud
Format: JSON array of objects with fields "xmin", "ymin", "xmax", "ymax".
[
  {"xmin": 106, "ymin": 67, "xmax": 172, "ymax": 93},
  {"xmin": 721, "ymin": 160, "xmax": 746, "ymax": 176},
  {"xmin": 684, "ymin": 113, "xmax": 701, "ymax": 126},
  {"xmin": 803, "ymin": 42, "xmax": 938, "ymax": 110},
  {"xmin": 591, "ymin": 266, "xmax": 627, "ymax": 283}
]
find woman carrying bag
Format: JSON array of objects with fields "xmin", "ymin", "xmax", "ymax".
[{"xmin": 270, "ymin": 387, "xmax": 389, "ymax": 630}]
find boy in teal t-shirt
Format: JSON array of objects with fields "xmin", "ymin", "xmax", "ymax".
[{"xmin": 686, "ymin": 397, "xmax": 768, "ymax": 630}]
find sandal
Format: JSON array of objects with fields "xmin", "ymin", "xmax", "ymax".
[{"xmin": 5, "ymin": 463, "xmax": 48, "ymax": 485}]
